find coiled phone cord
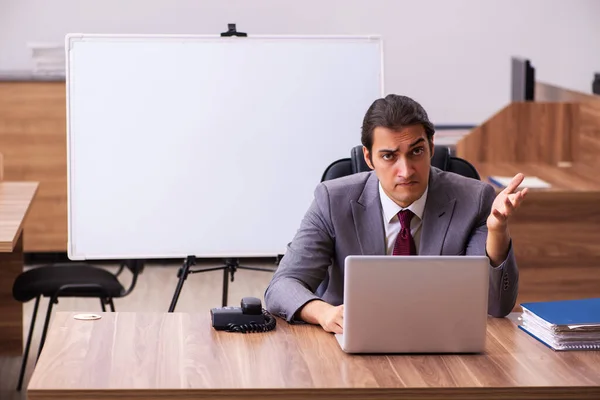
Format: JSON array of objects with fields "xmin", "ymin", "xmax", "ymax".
[{"xmin": 225, "ymin": 309, "xmax": 277, "ymax": 333}]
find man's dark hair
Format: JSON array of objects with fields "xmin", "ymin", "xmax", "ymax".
[{"xmin": 361, "ymin": 94, "xmax": 435, "ymax": 154}]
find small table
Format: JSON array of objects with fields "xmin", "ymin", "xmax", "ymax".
[
  {"xmin": 0, "ymin": 181, "xmax": 38, "ymax": 355},
  {"xmin": 28, "ymin": 311, "xmax": 600, "ymax": 399}
]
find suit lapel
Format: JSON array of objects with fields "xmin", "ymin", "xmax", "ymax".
[
  {"xmin": 419, "ymin": 168, "xmax": 457, "ymax": 255},
  {"xmin": 351, "ymin": 172, "xmax": 386, "ymax": 255}
]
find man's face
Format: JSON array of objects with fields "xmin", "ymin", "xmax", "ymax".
[{"xmin": 363, "ymin": 125, "xmax": 432, "ymax": 208}]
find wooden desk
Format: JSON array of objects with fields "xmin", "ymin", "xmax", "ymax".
[
  {"xmin": 0, "ymin": 181, "xmax": 39, "ymax": 355},
  {"xmin": 28, "ymin": 312, "xmax": 600, "ymax": 399}
]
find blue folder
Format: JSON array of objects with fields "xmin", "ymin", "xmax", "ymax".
[
  {"xmin": 521, "ymin": 298, "xmax": 600, "ymax": 326},
  {"xmin": 519, "ymin": 298, "xmax": 600, "ymax": 351}
]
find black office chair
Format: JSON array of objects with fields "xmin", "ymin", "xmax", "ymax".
[
  {"xmin": 322, "ymin": 145, "xmax": 480, "ymax": 181},
  {"xmin": 12, "ymin": 259, "xmax": 144, "ymax": 390},
  {"xmin": 431, "ymin": 145, "xmax": 480, "ymax": 180}
]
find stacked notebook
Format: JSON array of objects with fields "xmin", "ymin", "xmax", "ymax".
[
  {"xmin": 519, "ymin": 298, "xmax": 600, "ymax": 351},
  {"xmin": 488, "ymin": 176, "xmax": 551, "ymax": 189}
]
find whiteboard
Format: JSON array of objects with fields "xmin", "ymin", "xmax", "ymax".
[{"xmin": 66, "ymin": 34, "xmax": 383, "ymax": 260}]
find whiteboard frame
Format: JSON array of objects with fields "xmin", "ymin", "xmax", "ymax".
[{"xmin": 65, "ymin": 33, "xmax": 385, "ymax": 260}]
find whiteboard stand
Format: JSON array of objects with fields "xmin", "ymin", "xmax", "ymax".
[
  {"xmin": 168, "ymin": 256, "xmax": 277, "ymax": 311},
  {"xmin": 166, "ymin": 23, "xmax": 277, "ymax": 311}
]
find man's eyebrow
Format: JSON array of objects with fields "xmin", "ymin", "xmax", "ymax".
[
  {"xmin": 377, "ymin": 138, "xmax": 426, "ymax": 153},
  {"xmin": 409, "ymin": 138, "xmax": 426, "ymax": 148},
  {"xmin": 378, "ymin": 146, "xmax": 400, "ymax": 153}
]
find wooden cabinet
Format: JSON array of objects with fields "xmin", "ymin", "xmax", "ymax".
[{"xmin": 0, "ymin": 82, "xmax": 67, "ymax": 252}]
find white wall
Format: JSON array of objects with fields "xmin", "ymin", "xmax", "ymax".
[{"xmin": 1, "ymin": 0, "xmax": 599, "ymax": 124}]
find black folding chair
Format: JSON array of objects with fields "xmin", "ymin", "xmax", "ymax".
[{"xmin": 12, "ymin": 259, "xmax": 144, "ymax": 390}]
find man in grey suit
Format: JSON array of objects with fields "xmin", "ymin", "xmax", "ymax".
[{"xmin": 265, "ymin": 94, "xmax": 528, "ymax": 334}]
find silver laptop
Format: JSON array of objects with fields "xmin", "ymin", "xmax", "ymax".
[{"xmin": 335, "ymin": 255, "xmax": 490, "ymax": 354}]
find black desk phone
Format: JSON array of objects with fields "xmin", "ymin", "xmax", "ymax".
[{"xmin": 210, "ymin": 297, "xmax": 276, "ymax": 333}]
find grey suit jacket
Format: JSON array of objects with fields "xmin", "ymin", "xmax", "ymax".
[{"xmin": 264, "ymin": 167, "xmax": 519, "ymax": 321}]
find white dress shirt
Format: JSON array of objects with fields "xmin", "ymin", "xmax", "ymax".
[{"xmin": 378, "ymin": 182, "xmax": 428, "ymax": 255}]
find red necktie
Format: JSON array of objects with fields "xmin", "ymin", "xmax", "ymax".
[{"xmin": 392, "ymin": 210, "xmax": 416, "ymax": 255}]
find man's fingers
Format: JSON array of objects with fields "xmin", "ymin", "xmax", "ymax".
[
  {"xmin": 492, "ymin": 208, "xmax": 506, "ymax": 221},
  {"xmin": 503, "ymin": 173, "xmax": 524, "ymax": 194},
  {"xmin": 334, "ymin": 306, "xmax": 344, "ymax": 334},
  {"xmin": 324, "ymin": 321, "xmax": 343, "ymax": 334},
  {"xmin": 509, "ymin": 187, "xmax": 529, "ymax": 209},
  {"xmin": 503, "ymin": 196, "xmax": 515, "ymax": 214},
  {"xmin": 506, "ymin": 194, "xmax": 520, "ymax": 208},
  {"xmin": 492, "ymin": 182, "xmax": 528, "ymax": 224},
  {"xmin": 332, "ymin": 322, "xmax": 343, "ymax": 335},
  {"xmin": 322, "ymin": 305, "xmax": 344, "ymax": 334},
  {"xmin": 512, "ymin": 190, "xmax": 527, "ymax": 208}
]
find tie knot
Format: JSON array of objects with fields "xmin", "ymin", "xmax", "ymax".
[{"xmin": 397, "ymin": 209, "xmax": 414, "ymax": 227}]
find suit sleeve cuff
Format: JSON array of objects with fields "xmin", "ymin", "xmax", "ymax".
[
  {"xmin": 287, "ymin": 295, "xmax": 321, "ymax": 324},
  {"xmin": 487, "ymin": 239, "xmax": 513, "ymax": 271}
]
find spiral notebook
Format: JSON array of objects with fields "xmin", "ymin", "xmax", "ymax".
[{"xmin": 519, "ymin": 298, "xmax": 600, "ymax": 351}]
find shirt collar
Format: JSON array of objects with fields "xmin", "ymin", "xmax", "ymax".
[{"xmin": 378, "ymin": 181, "xmax": 428, "ymax": 223}]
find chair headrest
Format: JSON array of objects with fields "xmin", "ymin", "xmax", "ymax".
[
  {"xmin": 431, "ymin": 145, "xmax": 450, "ymax": 170},
  {"xmin": 351, "ymin": 145, "xmax": 371, "ymax": 173}
]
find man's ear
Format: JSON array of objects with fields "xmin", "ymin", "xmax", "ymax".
[
  {"xmin": 362, "ymin": 146, "xmax": 375, "ymax": 170},
  {"xmin": 429, "ymin": 136, "xmax": 435, "ymax": 158}
]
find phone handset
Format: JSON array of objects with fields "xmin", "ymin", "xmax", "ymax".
[{"xmin": 210, "ymin": 297, "xmax": 276, "ymax": 333}]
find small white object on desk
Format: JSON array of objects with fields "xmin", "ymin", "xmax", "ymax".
[
  {"xmin": 73, "ymin": 313, "xmax": 102, "ymax": 321},
  {"xmin": 488, "ymin": 176, "xmax": 551, "ymax": 189}
]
